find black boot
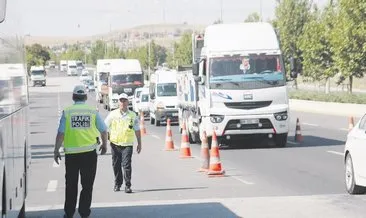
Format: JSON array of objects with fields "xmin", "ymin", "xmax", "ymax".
[{"xmin": 125, "ymin": 186, "xmax": 132, "ymax": 193}]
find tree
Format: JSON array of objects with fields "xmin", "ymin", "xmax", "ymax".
[
  {"xmin": 299, "ymin": 3, "xmax": 336, "ymax": 93},
  {"xmin": 25, "ymin": 44, "xmax": 50, "ymax": 71},
  {"xmin": 273, "ymin": 0, "xmax": 313, "ymax": 87},
  {"xmin": 244, "ymin": 12, "xmax": 261, "ymax": 22},
  {"xmin": 331, "ymin": 0, "xmax": 366, "ymax": 93},
  {"xmin": 167, "ymin": 33, "xmax": 192, "ymax": 67}
]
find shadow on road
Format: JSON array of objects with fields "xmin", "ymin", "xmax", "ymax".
[
  {"xmin": 25, "ymin": 202, "xmax": 239, "ymax": 218},
  {"xmin": 216, "ymin": 135, "xmax": 345, "ymax": 150}
]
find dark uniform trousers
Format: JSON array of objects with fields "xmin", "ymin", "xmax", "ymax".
[
  {"xmin": 64, "ymin": 149, "xmax": 97, "ymax": 218},
  {"xmin": 111, "ymin": 142, "xmax": 133, "ymax": 188}
]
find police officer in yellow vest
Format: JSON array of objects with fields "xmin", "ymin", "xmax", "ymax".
[
  {"xmin": 104, "ymin": 93, "xmax": 142, "ymax": 193},
  {"xmin": 54, "ymin": 85, "xmax": 108, "ymax": 218}
]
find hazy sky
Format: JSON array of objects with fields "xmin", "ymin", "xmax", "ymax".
[{"xmin": 20, "ymin": 0, "xmax": 329, "ymax": 37}]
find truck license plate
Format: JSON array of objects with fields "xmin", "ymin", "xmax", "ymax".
[{"xmin": 240, "ymin": 119, "xmax": 259, "ymax": 124}]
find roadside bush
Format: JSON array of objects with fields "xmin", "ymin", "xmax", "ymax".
[{"xmin": 289, "ymin": 90, "xmax": 366, "ymax": 104}]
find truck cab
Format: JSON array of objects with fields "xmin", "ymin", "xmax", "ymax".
[
  {"xmin": 67, "ymin": 60, "xmax": 77, "ymax": 76},
  {"xmin": 29, "ymin": 66, "xmax": 46, "ymax": 87},
  {"xmin": 188, "ymin": 22, "xmax": 295, "ymax": 147},
  {"xmin": 149, "ymin": 69, "xmax": 178, "ymax": 126}
]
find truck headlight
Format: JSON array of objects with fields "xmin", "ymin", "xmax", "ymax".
[
  {"xmin": 210, "ymin": 115, "xmax": 224, "ymax": 123},
  {"xmin": 274, "ymin": 111, "xmax": 288, "ymax": 121},
  {"xmin": 157, "ymin": 102, "xmax": 165, "ymax": 110}
]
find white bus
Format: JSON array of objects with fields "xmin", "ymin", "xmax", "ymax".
[{"xmin": 0, "ymin": 0, "xmax": 30, "ymax": 217}]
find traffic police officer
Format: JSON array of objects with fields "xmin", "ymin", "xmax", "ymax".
[
  {"xmin": 54, "ymin": 85, "xmax": 108, "ymax": 218},
  {"xmin": 104, "ymin": 93, "xmax": 142, "ymax": 193}
]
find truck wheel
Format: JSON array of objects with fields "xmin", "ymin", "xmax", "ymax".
[
  {"xmin": 274, "ymin": 133, "xmax": 287, "ymax": 147},
  {"xmin": 155, "ymin": 120, "xmax": 161, "ymax": 126},
  {"xmin": 188, "ymin": 131, "xmax": 200, "ymax": 144},
  {"xmin": 150, "ymin": 117, "xmax": 155, "ymax": 125}
]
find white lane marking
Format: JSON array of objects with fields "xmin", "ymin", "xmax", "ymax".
[
  {"xmin": 151, "ymin": 134, "xmax": 161, "ymax": 140},
  {"xmin": 339, "ymin": 128, "xmax": 349, "ymax": 131},
  {"xmin": 327, "ymin": 150, "xmax": 343, "ymax": 156},
  {"xmin": 302, "ymin": 122, "xmax": 319, "ymax": 127},
  {"xmin": 287, "ymin": 141, "xmax": 298, "ymax": 145},
  {"xmin": 46, "ymin": 180, "xmax": 58, "ymax": 192},
  {"xmin": 232, "ymin": 176, "xmax": 255, "ymax": 185}
]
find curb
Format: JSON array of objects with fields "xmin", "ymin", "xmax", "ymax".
[{"xmin": 289, "ymin": 99, "xmax": 365, "ymax": 118}]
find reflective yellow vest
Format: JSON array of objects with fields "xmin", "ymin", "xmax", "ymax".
[
  {"xmin": 64, "ymin": 104, "xmax": 99, "ymax": 154},
  {"xmin": 109, "ymin": 109, "xmax": 136, "ymax": 146}
]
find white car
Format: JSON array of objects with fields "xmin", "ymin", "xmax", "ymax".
[{"xmin": 344, "ymin": 113, "xmax": 366, "ymax": 194}]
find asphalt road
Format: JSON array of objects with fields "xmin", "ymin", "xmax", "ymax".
[{"xmin": 25, "ymin": 70, "xmax": 366, "ymax": 218}]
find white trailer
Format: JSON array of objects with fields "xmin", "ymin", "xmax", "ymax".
[{"xmin": 180, "ymin": 22, "xmax": 298, "ymax": 147}]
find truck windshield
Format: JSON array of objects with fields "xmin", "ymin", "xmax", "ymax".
[
  {"xmin": 112, "ymin": 74, "xmax": 143, "ymax": 85},
  {"xmin": 209, "ymin": 55, "xmax": 285, "ymax": 90},
  {"xmin": 157, "ymin": 83, "xmax": 177, "ymax": 97},
  {"xmin": 31, "ymin": 70, "xmax": 45, "ymax": 75},
  {"xmin": 141, "ymin": 94, "xmax": 149, "ymax": 102},
  {"xmin": 99, "ymin": 72, "xmax": 108, "ymax": 84}
]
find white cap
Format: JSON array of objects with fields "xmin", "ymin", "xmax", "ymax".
[
  {"xmin": 73, "ymin": 85, "xmax": 87, "ymax": 95},
  {"xmin": 118, "ymin": 93, "xmax": 129, "ymax": 100}
]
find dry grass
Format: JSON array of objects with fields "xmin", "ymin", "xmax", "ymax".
[{"xmin": 25, "ymin": 23, "xmax": 206, "ymax": 46}]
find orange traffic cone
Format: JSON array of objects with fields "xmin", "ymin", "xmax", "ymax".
[
  {"xmin": 348, "ymin": 116, "xmax": 354, "ymax": 132},
  {"xmin": 180, "ymin": 122, "xmax": 193, "ymax": 158},
  {"xmin": 165, "ymin": 119, "xmax": 177, "ymax": 151},
  {"xmin": 140, "ymin": 111, "xmax": 147, "ymax": 135},
  {"xmin": 197, "ymin": 131, "xmax": 210, "ymax": 172},
  {"xmin": 207, "ymin": 130, "xmax": 225, "ymax": 176},
  {"xmin": 294, "ymin": 118, "xmax": 303, "ymax": 142}
]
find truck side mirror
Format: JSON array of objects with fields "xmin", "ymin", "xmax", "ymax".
[
  {"xmin": 290, "ymin": 57, "xmax": 298, "ymax": 78},
  {"xmin": 192, "ymin": 63, "xmax": 199, "ymax": 76},
  {"xmin": 0, "ymin": 0, "xmax": 6, "ymax": 23}
]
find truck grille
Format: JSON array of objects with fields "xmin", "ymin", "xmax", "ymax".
[
  {"xmin": 225, "ymin": 118, "xmax": 273, "ymax": 130},
  {"xmin": 224, "ymin": 101, "xmax": 272, "ymax": 110}
]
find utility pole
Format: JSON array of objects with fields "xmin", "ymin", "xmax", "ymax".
[
  {"xmin": 260, "ymin": 0, "xmax": 263, "ymax": 22},
  {"xmin": 220, "ymin": 0, "xmax": 223, "ymax": 23}
]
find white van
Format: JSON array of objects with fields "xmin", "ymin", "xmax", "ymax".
[
  {"xmin": 149, "ymin": 69, "xmax": 178, "ymax": 126},
  {"xmin": 30, "ymin": 66, "xmax": 46, "ymax": 86}
]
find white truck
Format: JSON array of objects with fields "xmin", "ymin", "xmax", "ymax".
[
  {"xmin": 178, "ymin": 22, "xmax": 298, "ymax": 147},
  {"xmin": 67, "ymin": 60, "xmax": 78, "ymax": 76},
  {"xmin": 29, "ymin": 65, "xmax": 47, "ymax": 86},
  {"xmin": 60, "ymin": 60, "xmax": 68, "ymax": 72},
  {"xmin": 149, "ymin": 69, "xmax": 179, "ymax": 126},
  {"xmin": 100, "ymin": 59, "xmax": 144, "ymax": 111}
]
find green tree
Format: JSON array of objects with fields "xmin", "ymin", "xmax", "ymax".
[
  {"xmin": 273, "ymin": 0, "xmax": 313, "ymax": 87},
  {"xmin": 331, "ymin": 0, "xmax": 366, "ymax": 93},
  {"xmin": 25, "ymin": 43, "xmax": 51, "ymax": 71},
  {"xmin": 299, "ymin": 3, "xmax": 336, "ymax": 93},
  {"xmin": 244, "ymin": 12, "xmax": 261, "ymax": 22}
]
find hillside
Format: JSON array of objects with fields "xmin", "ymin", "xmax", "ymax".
[{"xmin": 25, "ymin": 23, "xmax": 206, "ymax": 47}]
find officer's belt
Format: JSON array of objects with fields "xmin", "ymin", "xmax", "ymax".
[{"xmin": 64, "ymin": 144, "xmax": 98, "ymax": 153}]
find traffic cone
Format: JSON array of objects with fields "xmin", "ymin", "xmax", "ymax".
[
  {"xmin": 348, "ymin": 116, "xmax": 354, "ymax": 132},
  {"xmin": 197, "ymin": 131, "xmax": 210, "ymax": 172},
  {"xmin": 165, "ymin": 119, "xmax": 177, "ymax": 151},
  {"xmin": 207, "ymin": 130, "xmax": 225, "ymax": 176},
  {"xmin": 294, "ymin": 118, "xmax": 303, "ymax": 142},
  {"xmin": 179, "ymin": 122, "xmax": 193, "ymax": 158},
  {"xmin": 140, "ymin": 111, "xmax": 147, "ymax": 135}
]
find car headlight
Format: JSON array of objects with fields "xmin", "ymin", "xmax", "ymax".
[
  {"xmin": 210, "ymin": 115, "xmax": 224, "ymax": 123},
  {"xmin": 274, "ymin": 111, "xmax": 288, "ymax": 121}
]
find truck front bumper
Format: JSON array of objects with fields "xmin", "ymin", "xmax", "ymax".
[
  {"xmin": 200, "ymin": 113, "xmax": 289, "ymax": 138},
  {"xmin": 155, "ymin": 109, "xmax": 179, "ymax": 122}
]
